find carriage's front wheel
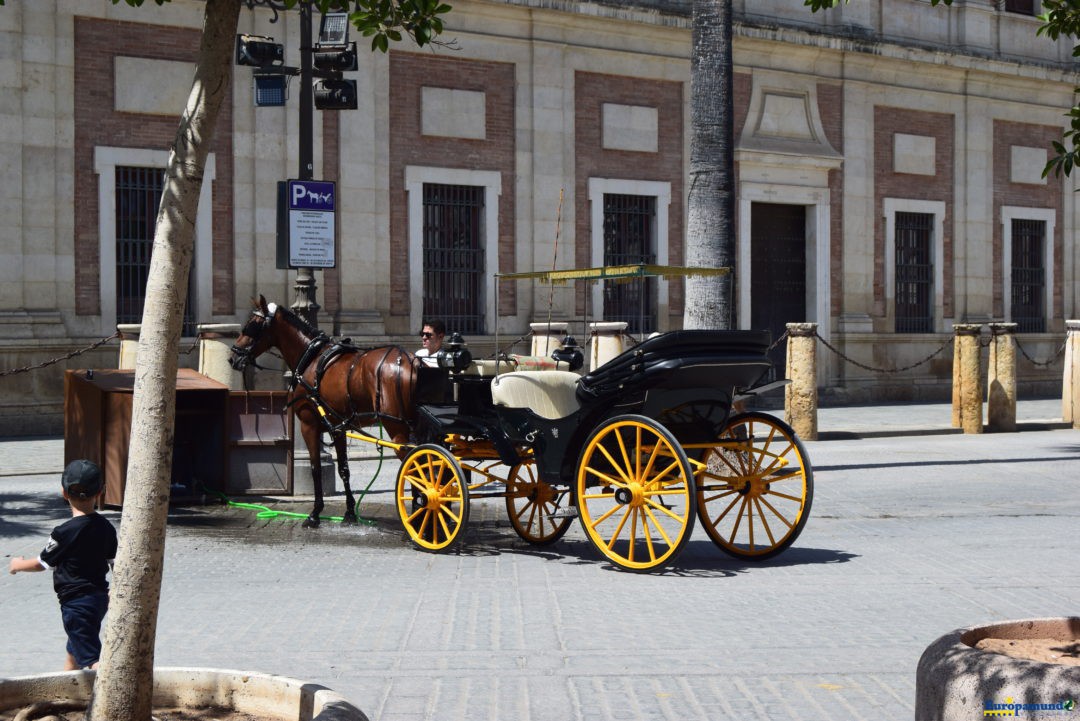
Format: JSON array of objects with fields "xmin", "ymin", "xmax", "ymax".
[
  {"xmin": 695, "ymin": 412, "xmax": 813, "ymax": 560},
  {"xmin": 505, "ymin": 462, "xmax": 572, "ymax": 545},
  {"xmin": 575, "ymin": 415, "xmax": 696, "ymax": 571},
  {"xmin": 396, "ymin": 444, "xmax": 470, "ymax": 552}
]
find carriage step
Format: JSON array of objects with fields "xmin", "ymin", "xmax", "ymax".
[{"xmin": 548, "ymin": 507, "xmax": 578, "ymax": 520}]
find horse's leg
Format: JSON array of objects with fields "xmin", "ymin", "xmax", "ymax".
[
  {"xmin": 300, "ymin": 420, "xmax": 324, "ymax": 529},
  {"xmin": 333, "ymin": 432, "xmax": 357, "ymax": 524}
]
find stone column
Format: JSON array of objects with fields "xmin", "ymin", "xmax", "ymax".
[
  {"xmin": 530, "ymin": 321, "xmax": 568, "ymax": 357},
  {"xmin": 953, "ymin": 324, "xmax": 983, "ymax": 434},
  {"xmin": 117, "ymin": 324, "xmax": 141, "ymax": 370},
  {"xmin": 197, "ymin": 323, "xmax": 245, "ymax": 390},
  {"xmin": 589, "ymin": 321, "xmax": 628, "ymax": 371},
  {"xmin": 951, "ymin": 334, "xmax": 961, "ymax": 428},
  {"xmin": 986, "ymin": 323, "xmax": 1017, "ymax": 433},
  {"xmin": 1064, "ymin": 320, "xmax": 1080, "ymax": 427},
  {"xmin": 784, "ymin": 322, "xmax": 818, "ymax": 441}
]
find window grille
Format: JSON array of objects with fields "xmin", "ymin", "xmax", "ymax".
[
  {"xmin": 1011, "ymin": 218, "xmax": 1046, "ymax": 333},
  {"xmin": 422, "ymin": 184, "xmax": 485, "ymax": 335},
  {"xmin": 894, "ymin": 211, "xmax": 934, "ymax": 333},
  {"xmin": 602, "ymin": 194, "xmax": 656, "ymax": 334},
  {"xmin": 114, "ymin": 167, "xmax": 195, "ymax": 335}
]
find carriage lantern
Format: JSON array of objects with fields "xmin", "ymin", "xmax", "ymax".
[
  {"xmin": 551, "ymin": 335, "xmax": 584, "ymax": 371},
  {"xmin": 436, "ymin": 332, "xmax": 473, "ymax": 371}
]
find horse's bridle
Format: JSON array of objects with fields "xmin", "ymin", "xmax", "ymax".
[{"xmin": 229, "ymin": 303, "xmax": 277, "ymax": 370}]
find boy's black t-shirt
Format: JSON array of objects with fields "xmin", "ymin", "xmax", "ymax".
[{"xmin": 39, "ymin": 513, "xmax": 118, "ymax": 603}]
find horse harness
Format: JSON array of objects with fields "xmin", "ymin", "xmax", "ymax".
[{"xmin": 237, "ymin": 304, "xmax": 416, "ymax": 437}]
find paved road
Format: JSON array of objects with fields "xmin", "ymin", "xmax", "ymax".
[{"xmin": 2, "ymin": 399, "xmax": 1078, "ymax": 720}]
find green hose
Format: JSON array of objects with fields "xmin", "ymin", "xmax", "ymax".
[{"xmin": 203, "ymin": 424, "xmax": 389, "ymax": 527}]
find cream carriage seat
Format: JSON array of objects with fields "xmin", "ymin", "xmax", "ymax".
[
  {"xmin": 491, "ymin": 371, "xmax": 582, "ymax": 420},
  {"xmin": 461, "ymin": 358, "xmax": 517, "ymax": 377}
]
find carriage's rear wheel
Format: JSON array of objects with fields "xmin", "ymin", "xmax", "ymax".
[
  {"xmin": 505, "ymin": 462, "xmax": 572, "ymax": 546},
  {"xmin": 575, "ymin": 415, "xmax": 696, "ymax": 571},
  {"xmin": 396, "ymin": 444, "xmax": 470, "ymax": 552},
  {"xmin": 695, "ymin": 412, "xmax": 812, "ymax": 560}
]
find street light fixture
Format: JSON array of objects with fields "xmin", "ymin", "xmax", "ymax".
[
  {"xmin": 313, "ymin": 12, "xmax": 358, "ymax": 111},
  {"xmin": 237, "ymin": 1, "xmax": 361, "ymax": 329},
  {"xmin": 253, "ymin": 71, "xmax": 290, "ymax": 107},
  {"xmin": 235, "ymin": 33, "xmax": 284, "ymax": 67}
]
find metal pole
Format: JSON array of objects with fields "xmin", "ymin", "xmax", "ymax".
[{"xmin": 291, "ymin": 0, "xmax": 320, "ymax": 328}]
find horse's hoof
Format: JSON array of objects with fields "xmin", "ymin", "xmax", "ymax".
[
  {"xmin": 342, "ymin": 512, "xmax": 358, "ymax": 526},
  {"xmin": 302, "ymin": 515, "xmax": 320, "ymax": 529}
]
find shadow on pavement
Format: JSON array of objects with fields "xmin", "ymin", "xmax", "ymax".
[
  {"xmin": 0, "ymin": 490, "xmax": 70, "ymax": 539},
  {"xmin": 161, "ymin": 500, "xmax": 858, "ymax": 575},
  {"xmin": 816, "ymin": 453, "xmax": 1080, "ymax": 472}
]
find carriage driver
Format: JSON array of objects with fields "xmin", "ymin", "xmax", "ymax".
[{"xmin": 416, "ymin": 320, "xmax": 446, "ymax": 368}]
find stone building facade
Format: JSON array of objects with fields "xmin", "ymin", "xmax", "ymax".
[{"xmin": 1, "ymin": 0, "xmax": 1077, "ymax": 434}]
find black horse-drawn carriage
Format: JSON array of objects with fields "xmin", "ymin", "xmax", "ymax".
[{"xmin": 231, "ymin": 266, "xmax": 813, "ymax": 572}]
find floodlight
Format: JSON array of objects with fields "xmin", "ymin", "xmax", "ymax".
[
  {"xmin": 253, "ymin": 72, "xmax": 289, "ymax": 107},
  {"xmin": 313, "ymin": 42, "xmax": 358, "ymax": 74},
  {"xmin": 236, "ymin": 34, "xmax": 284, "ymax": 67},
  {"xmin": 314, "ymin": 78, "xmax": 357, "ymax": 110},
  {"xmin": 318, "ymin": 13, "xmax": 350, "ymax": 46}
]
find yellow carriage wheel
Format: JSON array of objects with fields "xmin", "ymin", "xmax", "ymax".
[
  {"xmin": 575, "ymin": 415, "xmax": 696, "ymax": 572},
  {"xmin": 395, "ymin": 444, "xmax": 470, "ymax": 552},
  {"xmin": 505, "ymin": 462, "xmax": 572, "ymax": 546},
  {"xmin": 695, "ymin": 412, "xmax": 812, "ymax": 560}
]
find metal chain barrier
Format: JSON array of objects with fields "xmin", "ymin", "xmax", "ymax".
[
  {"xmin": 0, "ymin": 332, "xmax": 120, "ymax": 377},
  {"xmin": 812, "ymin": 329, "xmax": 953, "ymax": 374},
  {"xmin": 768, "ymin": 329, "xmax": 789, "ymax": 353},
  {"xmin": 1014, "ymin": 336, "xmax": 1067, "ymax": 368},
  {"xmin": 179, "ymin": 335, "xmax": 201, "ymax": 356},
  {"xmin": 496, "ymin": 333, "xmax": 533, "ymax": 358}
]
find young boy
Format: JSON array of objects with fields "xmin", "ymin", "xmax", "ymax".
[{"xmin": 9, "ymin": 459, "xmax": 118, "ymax": 670}]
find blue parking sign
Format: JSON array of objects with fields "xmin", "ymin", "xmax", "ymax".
[{"xmin": 284, "ymin": 179, "xmax": 336, "ymax": 268}]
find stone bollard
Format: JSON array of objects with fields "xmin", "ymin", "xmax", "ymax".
[
  {"xmin": 530, "ymin": 321, "xmax": 568, "ymax": 358},
  {"xmin": 986, "ymin": 323, "xmax": 1017, "ymax": 433},
  {"xmin": 117, "ymin": 324, "xmax": 141, "ymax": 370},
  {"xmin": 197, "ymin": 323, "xmax": 245, "ymax": 390},
  {"xmin": 953, "ymin": 324, "xmax": 983, "ymax": 434},
  {"xmin": 951, "ymin": 332, "xmax": 961, "ymax": 428},
  {"xmin": 784, "ymin": 323, "xmax": 818, "ymax": 441},
  {"xmin": 589, "ymin": 321, "xmax": 628, "ymax": 371},
  {"xmin": 1065, "ymin": 320, "xmax": 1080, "ymax": 428}
]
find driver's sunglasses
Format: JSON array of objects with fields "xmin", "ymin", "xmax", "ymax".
[{"xmin": 419, "ymin": 332, "xmax": 434, "ymax": 339}]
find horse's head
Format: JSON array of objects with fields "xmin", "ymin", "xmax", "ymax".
[{"xmin": 229, "ymin": 295, "xmax": 279, "ymax": 371}]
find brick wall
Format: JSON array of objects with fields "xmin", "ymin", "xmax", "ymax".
[
  {"xmin": 992, "ymin": 119, "xmax": 1064, "ymax": 321},
  {"xmin": 73, "ymin": 17, "xmax": 234, "ymax": 319},
  {"xmin": 574, "ymin": 71, "xmax": 684, "ymax": 316},
  {"xmin": 322, "ymin": 112, "xmax": 340, "ymax": 318},
  {"xmin": 873, "ymin": 106, "xmax": 955, "ymax": 319},
  {"xmin": 387, "ymin": 52, "xmax": 516, "ymax": 322}
]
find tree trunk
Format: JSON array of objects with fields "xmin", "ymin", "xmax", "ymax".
[
  {"xmin": 684, "ymin": 0, "xmax": 735, "ymax": 330},
  {"xmin": 87, "ymin": 2, "xmax": 239, "ymax": 719}
]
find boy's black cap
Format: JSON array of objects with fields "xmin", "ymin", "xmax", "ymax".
[{"xmin": 62, "ymin": 459, "xmax": 103, "ymax": 499}]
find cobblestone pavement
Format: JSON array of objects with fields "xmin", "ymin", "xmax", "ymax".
[{"xmin": 2, "ymin": 399, "xmax": 1078, "ymax": 720}]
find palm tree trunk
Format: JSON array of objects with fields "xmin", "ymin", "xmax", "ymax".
[
  {"xmin": 684, "ymin": 0, "xmax": 735, "ymax": 330},
  {"xmin": 87, "ymin": 2, "xmax": 240, "ymax": 719}
]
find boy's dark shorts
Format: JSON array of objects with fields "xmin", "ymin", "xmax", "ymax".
[{"xmin": 60, "ymin": 592, "xmax": 108, "ymax": 668}]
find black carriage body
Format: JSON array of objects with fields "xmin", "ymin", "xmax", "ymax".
[
  {"xmin": 416, "ymin": 329, "xmax": 773, "ymax": 486},
  {"xmin": 558, "ymin": 329, "xmax": 772, "ymax": 482}
]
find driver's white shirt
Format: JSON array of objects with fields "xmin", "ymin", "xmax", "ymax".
[{"xmin": 416, "ymin": 348, "xmax": 439, "ymax": 367}]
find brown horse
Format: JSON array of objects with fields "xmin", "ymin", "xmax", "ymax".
[{"xmin": 229, "ymin": 296, "xmax": 419, "ymax": 527}]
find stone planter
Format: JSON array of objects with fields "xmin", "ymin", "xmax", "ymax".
[
  {"xmin": 0, "ymin": 667, "xmax": 368, "ymax": 720},
  {"xmin": 916, "ymin": 617, "xmax": 1080, "ymax": 721}
]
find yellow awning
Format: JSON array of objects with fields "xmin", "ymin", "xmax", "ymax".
[{"xmin": 496, "ymin": 263, "xmax": 731, "ymax": 284}]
